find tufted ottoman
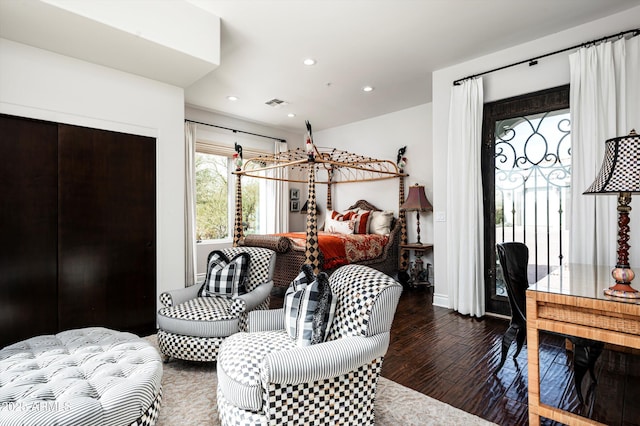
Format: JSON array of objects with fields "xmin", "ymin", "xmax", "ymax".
[{"xmin": 0, "ymin": 327, "xmax": 163, "ymax": 426}]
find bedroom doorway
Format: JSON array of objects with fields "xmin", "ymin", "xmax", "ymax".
[{"xmin": 481, "ymin": 86, "xmax": 571, "ymax": 316}]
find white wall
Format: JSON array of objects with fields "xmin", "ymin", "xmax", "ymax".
[
  {"xmin": 315, "ymin": 103, "xmax": 433, "ymax": 274},
  {"xmin": 432, "ymin": 7, "xmax": 640, "ymax": 308},
  {"xmin": 0, "ymin": 38, "xmax": 185, "ymax": 310}
]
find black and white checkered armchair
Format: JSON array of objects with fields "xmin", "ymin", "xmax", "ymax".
[
  {"xmin": 216, "ymin": 264, "xmax": 403, "ymax": 425},
  {"xmin": 156, "ymin": 247, "xmax": 276, "ymax": 362}
]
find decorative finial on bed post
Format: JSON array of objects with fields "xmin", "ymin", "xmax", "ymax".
[
  {"xmin": 305, "ymin": 120, "xmax": 315, "ymax": 162},
  {"xmin": 234, "ymin": 142, "xmax": 243, "ymax": 171},
  {"xmin": 396, "ymin": 146, "xmax": 407, "ymax": 173}
]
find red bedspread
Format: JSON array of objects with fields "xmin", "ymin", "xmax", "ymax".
[{"xmin": 276, "ymin": 231, "xmax": 389, "ymax": 269}]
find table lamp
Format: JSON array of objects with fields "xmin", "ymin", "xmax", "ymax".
[
  {"xmin": 583, "ymin": 129, "xmax": 640, "ymax": 299},
  {"xmin": 400, "ymin": 184, "xmax": 433, "ymax": 245}
]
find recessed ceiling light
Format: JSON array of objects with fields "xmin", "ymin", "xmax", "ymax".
[
  {"xmin": 303, "ymin": 58, "xmax": 316, "ymax": 66},
  {"xmin": 362, "ymin": 86, "xmax": 374, "ymax": 92},
  {"xmin": 226, "ymin": 95, "xmax": 239, "ymax": 101},
  {"xmin": 287, "ymin": 113, "xmax": 296, "ymax": 118}
]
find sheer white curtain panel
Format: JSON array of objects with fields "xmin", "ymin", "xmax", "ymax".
[
  {"xmin": 265, "ymin": 141, "xmax": 289, "ymax": 233},
  {"xmin": 569, "ymin": 35, "xmax": 640, "ymax": 267},
  {"xmin": 446, "ymin": 77, "xmax": 485, "ymax": 317},
  {"xmin": 184, "ymin": 122, "xmax": 198, "ymax": 287}
]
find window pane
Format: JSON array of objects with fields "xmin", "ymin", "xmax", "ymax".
[
  {"xmin": 195, "ymin": 152, "xmax": 266, "ymax": 240},
  {"xmin": 195, "ymin": 153, "xmax": 228, "ymax": 240},
  {"xmin": 241, "ymin": 176, "xmax": 261, "ymax": 235},
  {"xmin": 239, "ymin": 159, "xmax": 266, "ymax": 235},
  {"xmin": 494, "ymin": 109, "xmax": 571, "ymax": 295}
]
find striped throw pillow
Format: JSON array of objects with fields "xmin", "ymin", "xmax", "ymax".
[
  {"xmin": 329, "ymin": 209, "xmax": 371, "ymax": 234},
  {"xmin": 198, "ymin": 250, "xmax": 250, "ymax": 298},
  {"xmin": 284, "ymin": 264, "xmax": 337, "ymax": 346}
]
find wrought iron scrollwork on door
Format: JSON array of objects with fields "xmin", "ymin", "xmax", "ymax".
[{"xmin": 494, "ymin": 110, "xmax": 571, "ymax": 274}]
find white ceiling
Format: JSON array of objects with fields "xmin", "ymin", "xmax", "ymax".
[
  {"xmin": 185, "ymin": 0, "xmax": 640, "ymax": 132},
  {"xmin": 2, "ymin": 0, "xmax": 639, "ymax": 133}
]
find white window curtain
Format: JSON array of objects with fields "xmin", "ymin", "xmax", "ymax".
[
  {"xmin": 184, "ymin": 122, "xmax": 198, "ymax": 287},
  {"xmin": 446, "ymin": 77, "xmax": 485, "ymax": 317},
  {"xmin": 264, "ymin": 141, "xmax": 289, "ymax": 233},
  {"xmin": 569, "ymin": 35, "xmax": 640, "ymax": 267}
]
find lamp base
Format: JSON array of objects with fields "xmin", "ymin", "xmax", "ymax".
[
  {"xmin": 604, "ymin": 266, "xmax": 638, "ymax": 298},
  {"xmin": 604, "ymin": 285, "xmax": 640, "ymax": 299}
]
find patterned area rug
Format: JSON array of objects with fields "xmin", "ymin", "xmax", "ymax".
[{"xmin": 144, "ymin": 335, "xmax": 495, "ymax": 425}]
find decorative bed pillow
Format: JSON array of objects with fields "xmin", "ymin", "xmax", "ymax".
[
  {"xmin": 198, "ymin": 250, "xmax": 250, "ymax": 298},
  {"xmin": 327, "ymin": 209, "xmax": 370, "ymax": 234},
  {"xmin": 284, "ymin": 264, "xmax": 337, "ymax": 346},
  {"xmin": 352, "ymin": 209, "xmax": 372, "ymax": 234},
  {"xmin": 369, "ymin": 210, "xmax": 394, "ymax": 235},
  {"xmin": 325, "ymin": 214, "xmax": 354, "ymax": 234}
]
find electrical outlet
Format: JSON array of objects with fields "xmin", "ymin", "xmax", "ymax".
[{"xmin": 435, "ymin": 211, "xmax": 446, "ymax": 222}]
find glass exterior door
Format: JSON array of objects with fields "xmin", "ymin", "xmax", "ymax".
[{"xmin": 482, "ymin": 86, "xmax": 570, "ymax": 315}]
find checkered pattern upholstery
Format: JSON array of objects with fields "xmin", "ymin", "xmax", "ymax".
[
  {"xmin": 263, "ymin": 359, "xmax": 382, "ymax": 425},
  {"xmin": 584, "ymin": 132, "xmax": 640, "ymax": 193},
  {"xmin": 130, "ymin": 389, "xmax": 162, "ymax": 426},
  {"xmin": 159, "ymin": 292, "xmax": 173, "ymax": 307},
  {"xmin": 217, "ymin": 358, "xmax": 382, "ymax": 426},
  {"xmin": 216, "ymin": 264, "xmax": 402, "ymax": 425},
  {"xmin": 326, "ymin": 264, "xmax": 402, "ymax": 339},
  {"xmin": 157, "ymin": 330, "xmax": 226, "ymax": 362},
  {"xmin": 161, "ymin": 296, "xmax": 242, "ymax": 322},
  {"xmin": 219, "ymin": 247, "xmax": 274, "ymax": 292},
  {"xmin": 156, "ymin": 247, "xmax": 276, "ymax": 362}
]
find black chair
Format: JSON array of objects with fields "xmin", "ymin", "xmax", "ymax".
[
  {"xmin": 495, "ymin": 242, "xmax": 529, "ymax": 373},
  {"xmin": 495, "ymin": 242, "xmax": 604, "ymax": 404}
]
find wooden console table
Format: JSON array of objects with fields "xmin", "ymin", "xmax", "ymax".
[{"xmin": 526, "ymin": 263, "xmax": 640, "ymax": 425}]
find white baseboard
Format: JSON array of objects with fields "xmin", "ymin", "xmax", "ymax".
[{"xmin": 432, "ymin": 293, "xmax": 449, "ymax": 308}]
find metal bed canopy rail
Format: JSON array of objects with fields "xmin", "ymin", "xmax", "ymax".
[{"xmin": 234, "ymin": 146, "xmax": 407, "ymax": 184}]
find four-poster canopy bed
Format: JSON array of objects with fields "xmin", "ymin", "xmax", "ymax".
[{"xmin": 231, "ymin": 130, "xmax": 411, "ymax": 286}]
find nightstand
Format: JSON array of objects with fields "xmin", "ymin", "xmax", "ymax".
[{"xmin": 400, "ymin": 243, "xmax": 433, "ymax": 288}]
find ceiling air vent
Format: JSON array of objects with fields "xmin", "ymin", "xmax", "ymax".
[{"xmin": 265, "ymin": 98, "xmax": 288, "ymax": 108}]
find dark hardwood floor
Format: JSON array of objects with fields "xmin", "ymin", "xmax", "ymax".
[{"xmin": 271, "ymin": 285, "xmax": 640, "ymax": 425}]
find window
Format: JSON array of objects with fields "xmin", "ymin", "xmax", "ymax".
[
  {"xmin": 195, "ymin": 147, "xmax": 266, "ymax": 242},
  {"xmin": 494, "ymin": 109, "xmax": 571, "ymax": 276}
]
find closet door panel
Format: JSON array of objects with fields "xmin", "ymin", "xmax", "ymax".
[
  {"xmin": 57, "ymin": 125, "xmax": 156, "ymax": 335},
  {"xmin": 0, "ymin": 115, "xmax": 58, "ymax": 347}
]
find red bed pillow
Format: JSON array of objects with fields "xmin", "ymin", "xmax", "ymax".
[{"xmin": 329, "ymin": 209, "xmax": 371, "ymax": 234}]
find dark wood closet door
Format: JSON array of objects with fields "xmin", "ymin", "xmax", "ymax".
[
  {"xmin": 57, "ymin": 125, "xmax": 156, "ymax": 336},
  {"xmin": 0, "ymin": 115, "xmax": 59, "ymax": 347}
]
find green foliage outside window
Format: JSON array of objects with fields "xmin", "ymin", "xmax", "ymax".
[
  {"xmin": 241, "ymin": 179, "xmax": 259, "ymax": 235},
  {"xmin": 495, "ymin": 206, "xmax": 504, "ymax": 225},
  {"xmin": 195, "ymin": 153, "xmax": 260, "ymax": 241}
]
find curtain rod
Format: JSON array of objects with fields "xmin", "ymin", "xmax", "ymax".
[
  {"xmin": 453, "ymin": 28, "xmax": 639, "ymax": 86},
  {"xmin": 185, "ymin": 119, "xmax": 287, "ymax": 143}
]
